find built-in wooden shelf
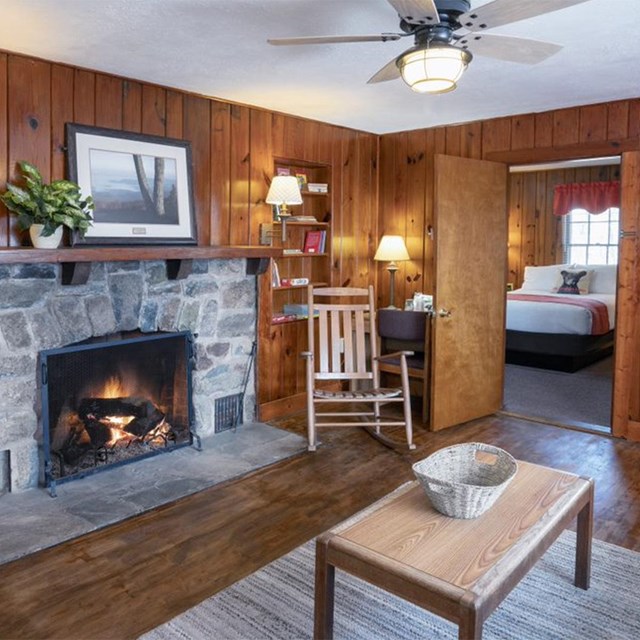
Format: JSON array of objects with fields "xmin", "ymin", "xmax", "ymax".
[{"xmin": 0, "ymin": 245, "xmax": 282, "ymax": 285}]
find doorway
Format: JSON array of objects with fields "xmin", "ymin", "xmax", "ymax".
[{"xmin": 501, "ymin": 157, "xmax": 619, "ymax": 433}]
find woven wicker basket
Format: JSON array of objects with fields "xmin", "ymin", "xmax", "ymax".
[{"xmin": 412, "ymin": 443, "xmax": 518, "ymax": 519}]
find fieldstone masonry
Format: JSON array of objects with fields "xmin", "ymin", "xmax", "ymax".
[{"xmin": 0, "ymin": 258, "xmax": 257, "ymax": 493}]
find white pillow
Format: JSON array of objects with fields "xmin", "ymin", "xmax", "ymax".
[
  {"xmin": 521, "ymin": 264, "xmax": 571, "ymax": 291},
  {"xmin": 572, "ymin": 264, "xmax": 617, "ymax": 294},
  {"xmin": 554, "ymin": 268, "xmax": 592, "ymax": 295}
]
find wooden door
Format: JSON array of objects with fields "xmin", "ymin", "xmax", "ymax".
[{"xmin": 430, "ymin": 155, "xmax": 508, "ymax": 431}]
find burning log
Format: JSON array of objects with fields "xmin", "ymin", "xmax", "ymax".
[
  {"xmin": 78, "ymin": 396, "xmax": 166, "ymax": 442},
  {"xmin": 83, "ymin": 418, "xmax": 113, "ymax": 449}
]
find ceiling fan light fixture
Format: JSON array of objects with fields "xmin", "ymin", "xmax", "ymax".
[{"xmin": 397, "ymin": 44, "xmax": 473, "ymax": 94}]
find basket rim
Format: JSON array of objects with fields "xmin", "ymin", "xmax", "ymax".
[{"xmin": 412, "ymin": 443, "xmax": 518, "ymax": 489}]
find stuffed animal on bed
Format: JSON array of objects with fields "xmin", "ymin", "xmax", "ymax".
[{"xmin": 557, "ymin": 269, "xmax": 589, "ymax": 295}]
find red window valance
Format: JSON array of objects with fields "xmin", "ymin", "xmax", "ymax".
[{"xmin": 553, "ymin": 180, "xmax": 620, "ymax": 216}]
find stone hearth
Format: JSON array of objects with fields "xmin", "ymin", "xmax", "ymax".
[{"xmin": 0, "ymin": 258, "xmax": 257, "ymax": 493}]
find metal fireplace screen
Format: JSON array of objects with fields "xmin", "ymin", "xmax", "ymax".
[{"xmin": 41, "ymin": 331, "xmax": 194, "ymax": 490}]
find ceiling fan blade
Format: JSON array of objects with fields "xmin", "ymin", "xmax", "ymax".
[
  {"xmin": 459, "ymin": 0, "xmax": 591, "ymax": 32},
  {"xmin": 459, "ymin": 33, "xmax": 562, "ymax": 64},
  {"xmin": 268, "ymin": 34, "xmax": 401, "ymax": 46},
  {"xmin": 367, "ymin": 57, "xmax": 401, "ymax": 84},
  {"xmin": 387, "ymin": 0, "xmax": 439, "ymax": 25}
]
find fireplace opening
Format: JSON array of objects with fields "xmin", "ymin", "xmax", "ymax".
[{"xmin": 40, "ymin": 331, "xmax": 194, "ymax": 491}]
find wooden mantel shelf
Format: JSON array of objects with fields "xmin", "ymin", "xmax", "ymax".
[{"xmin": 0, "ymin": 245, "xmax": 281, "ymax": 285}]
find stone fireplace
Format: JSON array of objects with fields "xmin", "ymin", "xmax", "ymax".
[
  {"xmin": 0, "ymin": 258, "xmax": 258, "ymax": 494},
  {"xmin": 41, "ymin": 330, "xmax": 194, "ymax": 492}
]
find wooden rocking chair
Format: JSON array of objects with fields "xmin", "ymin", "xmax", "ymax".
[{"xmin": 302, "ymin": 285, "xmax": 415, "ymax": 452}]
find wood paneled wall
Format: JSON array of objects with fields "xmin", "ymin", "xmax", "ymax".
[
  {"xmin": 377, "ymin": 97, "xmax": 640, "ymax": 439},
  {"xmin": 0, "ymin": 51, "xmax": 378, "ymax": 260},
  {"xmin": 507, "ymin": 164, "xmax": 620, "ymax": 288},
  {"xmin": 0, "ymin": 51, "xmax": 379, "ymax": 412}
]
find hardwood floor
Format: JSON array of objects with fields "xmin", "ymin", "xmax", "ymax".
[{"xmin": 1, "ymin": 413, "xmax": 640, "ymax": 639}]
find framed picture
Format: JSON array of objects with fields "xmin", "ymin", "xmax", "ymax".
[{"xmin": 66, "ymin": 124, "xmax": 197, "ymax": 245}]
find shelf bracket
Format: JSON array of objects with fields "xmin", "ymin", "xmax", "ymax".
[
  {"xmin": 166, "ymin": 259, "xmax": 193, "ymax": 280},
  {"xmin": 246, "ymin": 257, "xmax": 270, "ymax": 275},
  {"xmin": 61, "ymin": 262, "xmax": 92, "ymax": 286}
]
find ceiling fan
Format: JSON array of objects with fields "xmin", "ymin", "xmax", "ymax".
[{"xmin": 268, "ymin": 0, "xmax": 591, "ymax": 94}]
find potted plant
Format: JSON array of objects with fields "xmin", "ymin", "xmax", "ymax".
[{"xmin": 0, "ymin": 161, "xmax": 94, "ymax": 248}]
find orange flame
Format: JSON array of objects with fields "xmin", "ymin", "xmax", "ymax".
[{"xmin": 100, "ymin": 376, "xmax": 128, "ymax": 399}]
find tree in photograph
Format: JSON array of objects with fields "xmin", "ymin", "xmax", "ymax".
[{"xmin": 133, "ymin": 155, "xmax": 166, "ymax": 217}]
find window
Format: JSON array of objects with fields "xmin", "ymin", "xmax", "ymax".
[{"xmin": 563, "ymin": 207, "xmax": 619, "ymax": 265}]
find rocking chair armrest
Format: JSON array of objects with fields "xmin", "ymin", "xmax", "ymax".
[{"xmin": 376, "ymin": 350, "xmax": 414, "ymax": 362}]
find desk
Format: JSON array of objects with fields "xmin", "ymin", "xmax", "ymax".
[{"xmin": 314, "ymin": 460, "xmax": 593, "ymax": 639}]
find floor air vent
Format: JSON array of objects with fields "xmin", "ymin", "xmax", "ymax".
[{"xmin": 214, "ymin": 394, "xmax": 244, "ymax": 433}]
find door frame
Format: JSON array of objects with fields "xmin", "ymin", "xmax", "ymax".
[{"xmin": 485, "ymin": 138, "xmax": 640, "ymax": 441}]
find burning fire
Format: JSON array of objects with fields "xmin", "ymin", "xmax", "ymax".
[{"xmin": 100, "ymin": 375, "xmax": 130, "ymax": 399}]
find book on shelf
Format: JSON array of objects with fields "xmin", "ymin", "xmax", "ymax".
[
  {"xmin": 272, "ymin": 313, "xmax": 298, "ymax": 324},
  {"xmin": 307, "ymin": 183, "xmax": 328, "ymax": 193},
  {"xmin": 296, "ymin": 172, "xmax": 308, "ymax": 190},
  {"xmin": 287, "ymin": 215, "xmax": 318, "ymax": 222},
  {"xmin": 303, "ymin": 230, "xmax": 326, "ymax": 253},
  {"xmin": 271, "ymin": 260, "xmax": 281, "ymax": 287},
  {"xmin": 276, "ymin": 166, "xmax": 291, "ymax": 176},
  {"xmin": 283, "ymin": 248, "xmax": 303, "ymax": 255},
  {"xmin": 279, "ymin": 277, "xmax": 310, "ymax": 287}
]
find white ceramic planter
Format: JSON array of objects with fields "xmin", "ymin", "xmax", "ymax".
[{"xmin": 29, "ymin": 224, "xmax": 63, "ymax": 249}]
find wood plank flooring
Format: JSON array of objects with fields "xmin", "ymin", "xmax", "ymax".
[{"xmin": 1, "ymin": 413, "xmax": 640, "ymax": 639}]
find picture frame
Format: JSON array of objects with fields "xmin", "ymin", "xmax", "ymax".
[{"xmin": 66, "ymin": 123, "xmax": 197, "ymax": 245}]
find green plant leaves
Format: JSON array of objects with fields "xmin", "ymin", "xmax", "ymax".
[{"xmin": 0, "ymin": 161, "xmax": 94, "ymax": 236}]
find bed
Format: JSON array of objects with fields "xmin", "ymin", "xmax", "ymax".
[{"xmin": 506, "ymin": 263, "xmax": 616, "ymax": 372}]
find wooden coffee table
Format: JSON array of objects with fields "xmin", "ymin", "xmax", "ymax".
[{"xmin": 314, "ymin": 460, "xmax": 594, "ymax": 640}]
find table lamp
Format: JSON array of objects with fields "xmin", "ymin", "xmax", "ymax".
[
  {"xmin": 374, "ymin": 235, "xmax": 410, "ymax": 308},
  {"xmin": 266, "ymin": 176, "xmax": 303, "ymax": 241}
]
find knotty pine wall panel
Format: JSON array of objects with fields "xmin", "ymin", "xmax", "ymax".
[
  {"xmin": 73, "ymin": 69, "xmax": 95, "ymax": 126},
  {"xmin": 7, "ymin": 56, "xmax": 51, "ymax": 246},
  {"xmin": 96, "ymin": 74, "xmax": 123, "ymax": 130},
  {"xmin": 141, "ymin": 84, "xmax": 166, "ymax": 136},
  {"xmin": 122, "ymin": 80, "xmax": 143, "ymax": 133},
  {"xmin": 0, "ymin": 51, "xmax": 376, "ymax": 261},
  {"xmin": 51, "ymin": 65, "xmax": 74, "ymax": 183},
  {"xmin": 229, "ymin": 105, "xmax": 251, "ymax": 246}
]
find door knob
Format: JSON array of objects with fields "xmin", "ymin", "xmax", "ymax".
[{"xmin": 438, "ymin": 308, "xmax": 452, "ymax": 318}]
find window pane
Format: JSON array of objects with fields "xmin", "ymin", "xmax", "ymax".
[
  {"xmin": 590, "ymin": 222, "xmax": 609, "ymax": 244},
  {"xmin": 564, "ymin": 206, "xmax": 618, "ymax": 267},
  {"xmin": 587, "ymin": 245, "xmax": 608, "ymax": 264},
  {"xmin": 570, "ymin": 208, "xmax": 590, "ymax": 222},
  {"xmin": 570, "ymin": 222, "xmax": 589, "ymax": 244},
  {"xmin": 570, "ymin": 246, "xmax": 587, "ymax": 264}
]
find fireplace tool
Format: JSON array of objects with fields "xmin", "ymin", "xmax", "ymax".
[{"xmin": 215, "ymin": 340, "xmax": 257, "ymax": 433}]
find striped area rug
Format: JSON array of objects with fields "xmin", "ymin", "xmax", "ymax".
[{"xmin": 142, "ymin": 531, "xmax": 640, "ymax": 639}]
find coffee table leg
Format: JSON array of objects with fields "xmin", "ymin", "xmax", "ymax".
[
  {"xmin": 314, "ymin": 538, "xmax": 335, "ymax": 640},
  {"xmin": 459, "ymin": 594, "xmax": 482, "ymax": 640},
  {"xmin": 575, "ymin": 480, "xmax": 594, "ymax": 590}
]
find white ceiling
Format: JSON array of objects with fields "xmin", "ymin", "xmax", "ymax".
[{"xmin": 1, "ymin": 0, "xmax": 638, "ymax": 134}]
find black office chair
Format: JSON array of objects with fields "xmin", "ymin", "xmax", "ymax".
[{"xmin": 377, "ymin": 309, "xmax": 430, "ymax": 424}]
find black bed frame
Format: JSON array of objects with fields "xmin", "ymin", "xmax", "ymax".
[{"xmin": 505, "ymin": 329, "xmax": 614, "ymax": 373}]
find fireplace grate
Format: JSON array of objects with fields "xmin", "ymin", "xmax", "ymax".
[{"xmin": 214, "ymin": 394, "xmax": 244, "ymax": 432}]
